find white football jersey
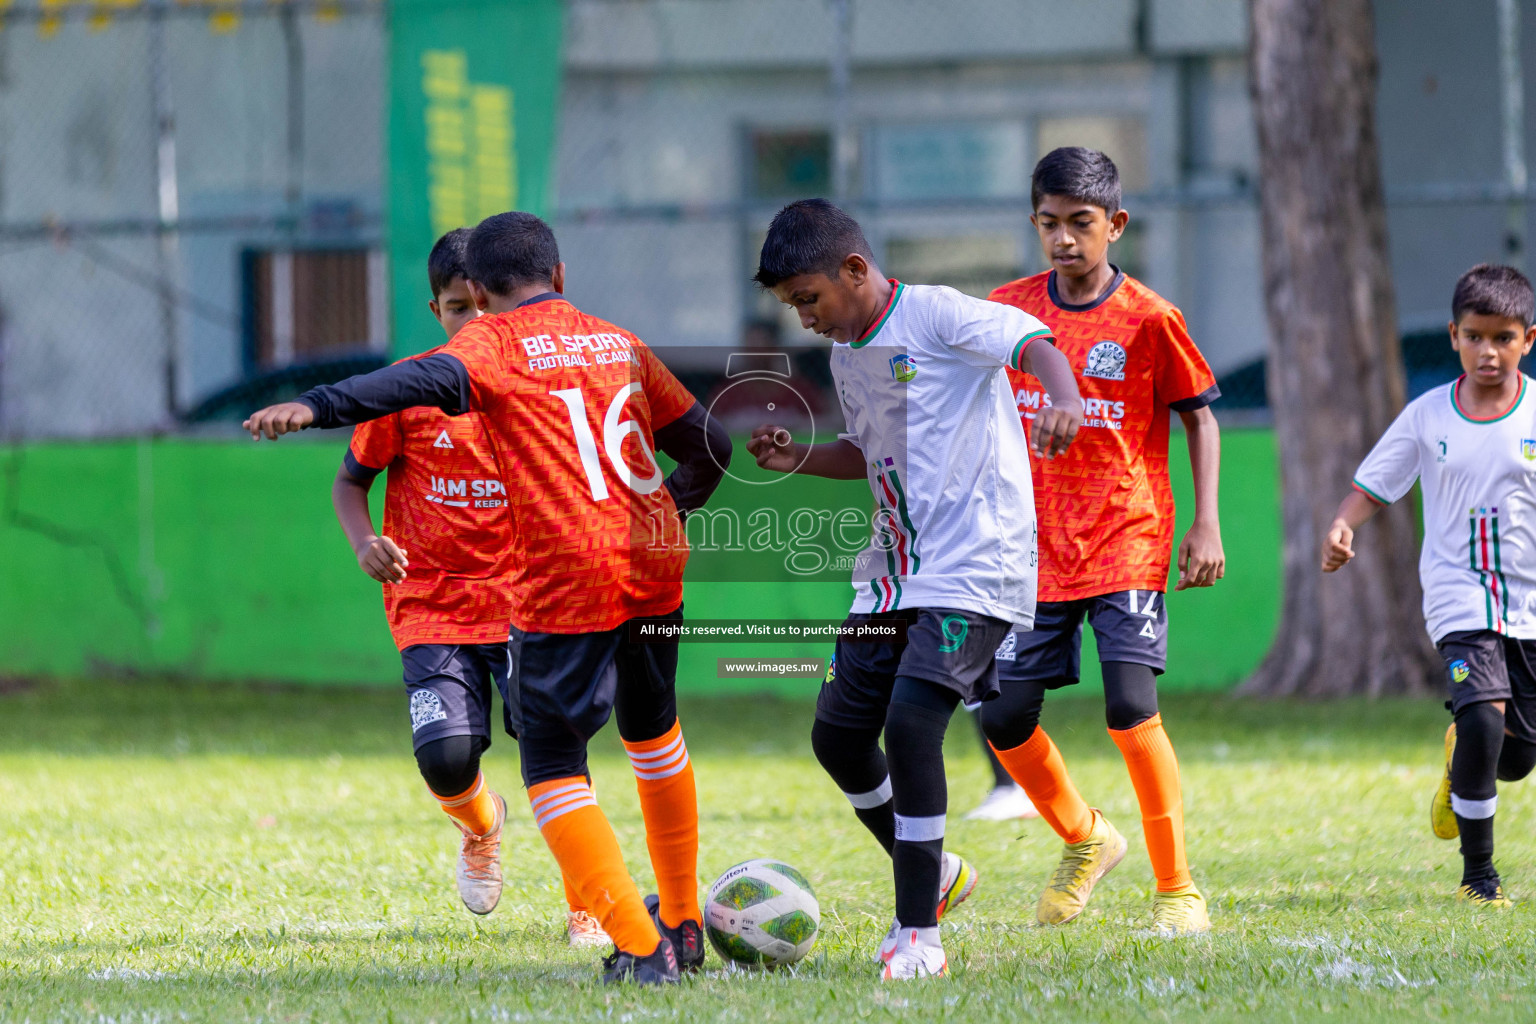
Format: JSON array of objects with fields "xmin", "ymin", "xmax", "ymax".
[
  {"xmin": 830, "ymin": 282, "xmax": 1052, "ymax": 627},
  {"xmin": 1353, "ymin": 375, "xmax": 1536, "ymax": 641}
]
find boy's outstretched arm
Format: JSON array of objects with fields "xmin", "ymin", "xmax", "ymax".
[
  {"xmin": 746, "ymin": 429, "xmax": 866, "ymax": 479},
  {"xmin": 1322, "ymin": 489, "xmax": 1384, "ymax": 572},
  {"xmin": 1175, "ymin": 406, "xmax": 1225, "ymax": 590},
  {"xmin": 1020, "ymin": 340, "xmax": 1084, "ymax": 459},
  {"xmin": 245, "ymin": 354, "xmax": 471, "ymax": 439},
  {"xmin": 331, "ymin": 463, "xmax": 408, "ymax": 584}
]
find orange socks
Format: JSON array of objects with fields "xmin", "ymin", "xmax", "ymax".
[
  {"xmin": 432, "ymin": 772, "xmax": 502, "ymax": 837},
  {"xmin": 529, "ymin": 777, "xmax": 660, "ymax": 955},
  {"xmin": 623, "ymin": 720, "xmax": 701, "ymax": 927},
  {"xmin": 990, "ymin": 727, "xmax": 1094, "ymax": 843},
  {"xmin": 1109, "ymin": 714, "xmax": 1191, "ymax": 892},
  {"xmin": 562, "ymin": 873, "xmax": 589, "ymax": 916}
]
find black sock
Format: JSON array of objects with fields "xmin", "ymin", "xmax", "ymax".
[
  {"xmin": 811, "ymin": 718, "xmax": 895, "ymax": 855},
  {"xmin": 886, "ymin": 676, "xmax": 959, "ymax": 928},
  {"xmin": 1498, "ymin": 734, "xmax": 1536, "ymax": 782},
  {"xmin": 1451, "ymin": 701, "xmax": 1505, "ymax": 883},
  {"xmin": 973, "ymin": 709, "xmax": 1013, "ymax": 788},
  {"xmin": 1458, "ymin": 813, "xmax": 1497, "ymax": 884}
]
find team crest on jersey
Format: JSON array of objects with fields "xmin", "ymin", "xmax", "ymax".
[
  {"xmin": 1522, "ymin": 439, "xmax": 1536, "ymax": 461},
  {"xmin": 1083, "ymin": 341, "xmax": 1127, "ymax": 381},
  {"xmin": 433, "ymin": 430, "xmax": 454, "ymax": 449},
  {"xmin": 1450, "ymin": 660, "xmax": 1471, "ymax": 684},
  {"xmin": 994, "ymin": 632, "xmax": 1018, "ymax": 661},
  {"xmin": 824, "ymin": 656, "xmax": 837, "ymax": 684},
  {"xmin": 890, "ymin": 353, "xmax": 918, "ymax": 383},
  {"xmin": 410, "ymin": 689, "xmax": 448, "ymax": 731}
]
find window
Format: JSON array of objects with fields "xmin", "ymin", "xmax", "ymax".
[
  {"xmin": 245, "ymin": 247, "xmax": 389, "ymax": 370},
  {"xmin": 1035, "ymin": 116, "xmax": 1149, "ymax": 192},
  {"xmin": 749, "ymin": 129, "xmax": 832, "ymax": 199},
  {"xmin": 883, "ymin": 235, "xmax": 1024, "ymax": 299},
  {"xmin": 872, "ymin": 122, "xmax": 1028, "ymax": 201}
]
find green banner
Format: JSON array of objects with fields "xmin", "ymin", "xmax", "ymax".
[{"xmin": 387, "ymin": 0, "xmax": 563, "ymax": 358}]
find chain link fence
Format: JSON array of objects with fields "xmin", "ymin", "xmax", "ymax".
[{"xmin": 0, "ymin": 0, "xmax": 385, "ymax": 441}]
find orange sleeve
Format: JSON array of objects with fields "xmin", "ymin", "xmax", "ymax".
[
  {"xmin": 1150, "ymin": 307, "xmax": 1219, "ymax": 411},
  {"xmin": 636, "ymin": 342, "xmax": 697, "ymax": 430},
  {"xmin": 348, "ymin": 412, "xmax": 403, "ymax": 472}
]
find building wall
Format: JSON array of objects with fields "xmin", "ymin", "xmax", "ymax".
[{"xmin": 0, "ymin": 0, "xmax": 1530, "ymax": 439}]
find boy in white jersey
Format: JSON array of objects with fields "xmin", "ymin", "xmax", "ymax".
[
  {"xmin": 1325, "ymin": 263, "xmax": 1536, "ymax": 907},
  {"xmin": 747, "ymin": 200, "xmax": 1084, "ymax": 977}
]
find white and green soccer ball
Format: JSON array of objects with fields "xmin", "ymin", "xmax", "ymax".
[{"xmin": 704, "ymin": 858, "xmax": 820, "ymax": 968}]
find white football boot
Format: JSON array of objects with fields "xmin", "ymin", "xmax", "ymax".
[
  {"xmin": 453, "ymin": 792, "xmax": 507, "ymax": 915},
  {"xmin": 963, "ymin": 783, "xmax": 1040, "ymax": 821},
  {"xmin": 880, "ymin": 925, "xmax": 948, "ymax": 980},
  {"xmin": 874, "ymin": 852, "xmax": 977, "ymax": 963}
]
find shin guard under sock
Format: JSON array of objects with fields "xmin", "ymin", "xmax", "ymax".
[
  {"xmin": 1109, "ymin": 713, "xmax": 1191, "ymax": 892},
  {"xmin": 990, "ymin": 726, "xmax": 1093, "ymax": 843},
  {"xmin": 529, "ymin": 777, "xmax": 660, "ymax": 955},
  {"xmin": 1452, "ymin": 701, "xmax": 1505, "ymax": 883},
  {"xmin": 812, "ymin": 718, "xmax": 896, "ymax": 855},
  {"xmin": 622, "ymin": 719, "xmax": 701, "ymax": 927},
  {"xmin": 886, "ymin": 694, "xmax": 954, "ymax": 928}
]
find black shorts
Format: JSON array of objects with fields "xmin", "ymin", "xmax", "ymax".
[
  {"xmin": 1438, "ymin": 629, "xmax": 1536, "ymax": 744},
  {"xmin": 508, "ymin": 606, "xmax": 682, "ymax": 785},
  {"xmin": 402, "ymin": 642, "xmax": 514, "ymax": 751},
  {"xmin": 815, "ymin": 608, "xmax": 1014, "ymax": 731},
  {"xmin": 995, "ymin": 589, "xmax": 1168, "ymax": 686}
]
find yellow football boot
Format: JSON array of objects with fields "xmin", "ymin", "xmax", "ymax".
[
  {"xmin": 1151, "ymin": 883, "xmax": 1212, "ymax": 936},
  {"xmin": 1432, "ymin": 722, "xmax": 1458, "ymax": 840},
  {"xmin": 1035, "ymin": 809, "xmax": 1127, "ymax": 925},
  {"xmin": 1455, "ymin": 878, "xmax": 1514, "ymax": 908}
]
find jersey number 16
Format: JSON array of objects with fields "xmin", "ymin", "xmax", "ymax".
[{"xmin": 551, "ymin": 384, "xmax": 665, "ymax": 501}]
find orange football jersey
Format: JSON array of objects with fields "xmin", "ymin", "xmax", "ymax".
[
  {"xmin": 443, "ymin": 297, "xmax": 697, "ymax": 633},
  {"xmin": 349, "ymin": 349, "xmax": 515, "ymax": 650},
  {"xmin": 990, "ymin": 270, "xmax": 1218, "ymax": 601}
]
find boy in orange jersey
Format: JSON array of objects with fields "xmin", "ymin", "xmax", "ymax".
[
  {"xmin": 981, "ymin": 148, "xmax": 1224, "ymax": 936},
  {"xmin": 330, "ymin": 229, "xmax": 608, "ymax": 948},
  {"xmin": 248, "ymin": 212, "xmax": 731, "ymax": 986}
]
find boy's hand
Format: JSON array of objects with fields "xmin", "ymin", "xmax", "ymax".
[
  {"xmin": 356, "ymin": 535, "xmax": 409, "ymax": 584},
  {"xmin": 1321, "ymin": 519, "xmax": 1355, "ymax": 572},
  {"xmin": 1030, "ymin": 399, "xmax": 1082, "ymax": 460},
  {"xmin": 244, "ymin": 402, "xmax": 315, "ymax": 440},
  {"xmin": 1175, "ymin": 519, "xmax": 1225, "ymax": 590},
  {"xmin": 747, "ymin": 425, "xmax": 801, "ymax": 474}
]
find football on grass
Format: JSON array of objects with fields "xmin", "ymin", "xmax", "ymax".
[{"xmin": 704, "ymin": 858, "xmax": 821, "ymax": 968}]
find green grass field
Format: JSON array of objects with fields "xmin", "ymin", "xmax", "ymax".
[{"xmin": 4, "ymin": 677, "xmax": 1535, "ymax": 1022}]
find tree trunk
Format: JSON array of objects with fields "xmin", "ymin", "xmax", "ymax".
[{"xmin": 1242, "ymin": 0, "xmax": 1438, "ymax": 696}]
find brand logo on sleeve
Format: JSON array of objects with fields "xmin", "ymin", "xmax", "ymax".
[
  {"xmin": 1522, "ymin": 439, "xmax": 1536, "ymax": 461},
  {"xmin": 433, "ymin": 430, "xmax": 454, "ymax": 449},
  {"xmin": 1451, "ymin": 660, "xmax": 1471, "ymax": 684},
  {"xmin": 890, "ymin": 353, "xmax": 918, "ymax": 383},
  {"xmin": 1083, "ymin": 341, "xmax": 1126, "ymax": 381}
]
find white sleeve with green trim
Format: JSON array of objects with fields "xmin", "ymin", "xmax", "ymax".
[
  {"xmin": 1352, "ymin": 402, "xmax": 1423, "ymax": 505},
  {"xmin": 940, "ymin": 288, "xmax": 1054, "ymax": 372}
]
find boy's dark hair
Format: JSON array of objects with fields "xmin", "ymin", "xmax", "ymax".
[
  {"xmin": 465, "ymin": 212, "xmax": 561, "ymax": 295},
  {"xmin": 427, "ymin": 228, "xmax": 471, "ymax": 297},
  {"xmin": 1032, "ymin": 147, "xmax": 1122, "ymax": 215},
  {"xmin": 753, "ymin": 198, "xmax": 876, "ymax": 288},
  {"xmin": 1453, "ymin": 263, "xmax": 1535, "ymax": 327}
]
